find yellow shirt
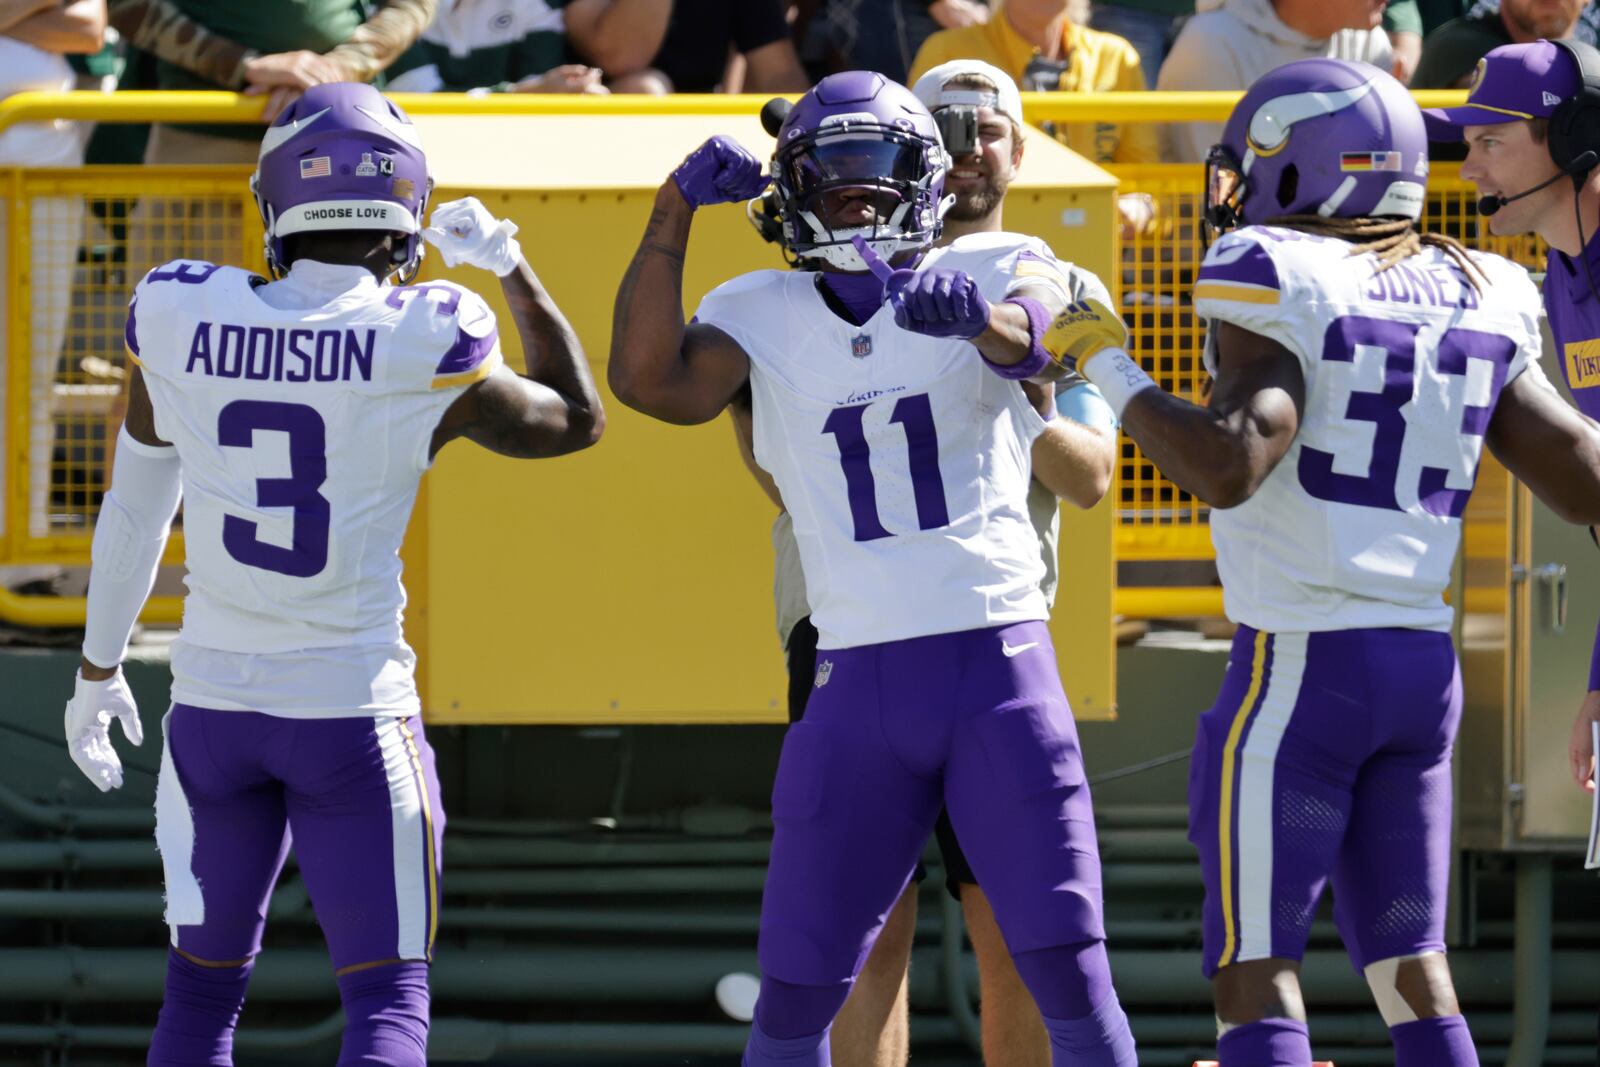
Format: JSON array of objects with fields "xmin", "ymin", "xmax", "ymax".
[{"xmin": 909, "ymin": 10, "xmax": 1159, "ymax": 166}]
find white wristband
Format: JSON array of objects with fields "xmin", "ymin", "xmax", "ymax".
[{"xmin": 1079, "ymin": 346, "xmax": 1156, "ymax": 420}]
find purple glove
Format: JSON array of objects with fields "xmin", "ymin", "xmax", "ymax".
[
  {"xmin": 672, "ymin": 136, "xmax": 770, "ymax": 210},
  {"xmin": 852, "ymin": 236, "xmax": 991, "ymax": 340}
]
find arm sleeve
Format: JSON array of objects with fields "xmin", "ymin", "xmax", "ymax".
[
  {"xmin": 83, "ymin": 431, "xmax": 182, "ymax": 668},
  {"xmin": 326, "ymin": 0, "xmax": 439, "ymax": 82},
  {"xmin": 107, "ymin": 0, "xmax": 255, "ymax": 88},
  {"xmin": 1056, "ymin": 380, "xmax": 1118, "ymax": 433}
]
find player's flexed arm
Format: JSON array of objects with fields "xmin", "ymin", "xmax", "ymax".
[
  {"xmin": 608, "ymin": 137, "xmax": 767, "ymax": 425},
  {"xmin": 424, "ymin": 198, "xmax": 604, "ymax": 458},
  {"xmin": 1043, "ymin": 300, "xmax": 1305, "ymax": 508}
]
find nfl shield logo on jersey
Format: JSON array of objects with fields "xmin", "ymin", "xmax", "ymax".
[
  {"xmin": 815, "ymin": 660, "xmax": 833, "ymax": 688},
  {"xmin": 850, "ymin": 334, "xmax": 872, "ymax": 358}
]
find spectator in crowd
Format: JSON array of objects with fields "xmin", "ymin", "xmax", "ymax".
[
  {"xmin": 795, "ymin": 0, "xmax": 992, "ymax": 85},
  {"xmin": 0, "ymin": 1, "xmax": 107, "ymax": 180},
  {"xmin": 0, "ymin": 0, "xmax": 106, "ymax": 594},
  {"xmin": 1191, "ymin": 0, "xmax": 1420, "ymax": 81},
  {"xmin": 1387, "ymin": 0, "xmax": 1425, "ymax": 81},
  {"xmin": 1455, "ymin": 0, "xmax": 1600, "ymax": 45},
  {"xmin": 1157, "ymin": 0, "xmax": 1391, "ymax": 162},
  {"xmin": 909, "ymin": 0, "xmax": 1159, "ymax": 167},
  {"xmin": 648, "ymin": 0, "xmax": 808, "ymax": 92},
  {"xmin": 1413, "ymin": 0, "xmax": 1584, "ymax": 87},
  {"xmin": 107, "ymin": 0, "xmax": 437, "ymax": 163},
  {"xmin": 1086, "ymin": 0, "xmax": 1186, "ymax": 86},
  {"xmin": 386, "ymin": 0, "xmax": 671, "ymax": 94},
  {"xmin": 561, "ymin": 0, "xmax": 677, "ymax": 93}
]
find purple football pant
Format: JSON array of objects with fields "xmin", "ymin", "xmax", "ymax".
[
  {"xmin": 1189, "ymin": 626, "xmax": 1461, "ymax": 978},
  {"xmin": 149, "ymin": 704, "xmax": 443, "ymax": 1066},
  {"xmin": 752, "ymin": 622, "xmax": 1118, "ymax": 1060}
]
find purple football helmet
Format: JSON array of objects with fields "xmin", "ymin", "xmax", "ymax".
[
  {"xmin": 773, "ymin": 70, "xmax": 951, "ymax": 271},
  {"xmin": 1205, "ymin": 59, "xmax": 1427, "ymax": 237},
  {"xmin": 251, "ymin": 82, "xmax": 433, "ymax": 280}
]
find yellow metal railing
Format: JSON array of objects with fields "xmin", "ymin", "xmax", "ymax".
[{"xmin": 0, "ymin": 90, "xmax": 1513, "ymax": 628}]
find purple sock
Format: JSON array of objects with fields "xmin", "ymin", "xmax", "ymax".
[
  {"xmin": 743, "ymin": 1014, "xmax": 832, "ymax": 1067},
  {"xmin": 147, "ymin": 948, "xmax": 253, "ymax": 1067},
  {"xmin": 751, "ymin": 974, "xmax": 851, "ymax": 1041},
  {"xmin": 1391, "ymin": 1015, "xmax": 1479, "ymax": 1066},
  {"xmin": 1041, "ymin": 994, "xmax": 1139, "ymax": 1067},
  {"xmin": 335, "ymin": 961, "xmax": 430, "ymax": 1067},
  {"xmin": 1216, "ymin": 1018, "xmax": 1312, "ymax": 1067}
]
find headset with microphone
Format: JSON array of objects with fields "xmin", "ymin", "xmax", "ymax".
[
  {"xmin": 1477, "ymin": 39, "xmax": 1600, "ymax": 305},
  {"xmin": 1477, "ymin": 38, "xmax": 1600, "ymax": 215},
  {"xmin": 1476, "ymin": 149, "xmax": 1598, "ymax": 216}
]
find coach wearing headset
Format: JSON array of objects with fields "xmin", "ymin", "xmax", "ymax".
[{"xmin": 1425, "ymin": 38, "xmax": 1600, "ymax": 798}]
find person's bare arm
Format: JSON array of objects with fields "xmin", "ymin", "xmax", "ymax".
[
  {"xmin": 563, "ymin": 0, "xmax": 672, "ymax": 76},
  {"xmin": 1485, "ymin": 364, "xmax": 1600, "ymax": 525},
  {"xmin": 107, "ymin": 0, "xmax": 253, "ymax": 87},
  {"xmin": 740, "ymin": 37, "xmax": 810, "ymax": 93},
  {"xmin": 1024, "ymin": 382, "xmax": 1114, "ymax": 509},
  {"xmin": 6, "ymin": 0, "xmax": 104, "ymax": 53},
  {"xmin": 0, "ymin": 0, "xmax": 56, "ymax": 34},
  {"xmin": 1117, "ymin": 320, "xmax": 1304, "ymax": 508},
  {"xmin": 730, "ymin": 391, "xmax": 784, "ymax": 508},
  {"xmin": 608, "ymin": 181, "xmax": 752, "ymax": 424},
  {"xmin": 432, "ymin": 262, "xmax": 604, "ymax": 459}
]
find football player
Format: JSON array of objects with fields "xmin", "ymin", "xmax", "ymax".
[
  {"xmin": 62, "ymin": 82, "xmax": 603, "ymax": 1066},
  {"xmin": 1042, "ymin": 58, "xmax": 1600, "ymax": 1067},
  {"xmin": 731, "ymin": 59, "xmax": 1118, "ymax": 1067},
  {"xmin": 610, "ymin": 71, "xmax": 1137, "ymax": 1067}
]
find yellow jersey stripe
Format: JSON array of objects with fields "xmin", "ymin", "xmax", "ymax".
[
  {"xmin": 431, "ymin": 361, "xmax": 494, "ymax": 390},
  {"xmin": 1217, "ymin": 630, "xmax": 1270, "ymax": 970},
  {"xmin": 125, "ymin": 342, "xmax": 144, "ymax": 368},
  {"xmin": 1193, "ymin": 282, "xmax": 1281, "ymax": 305}
]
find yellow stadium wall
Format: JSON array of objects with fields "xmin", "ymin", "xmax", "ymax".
[{"xmin": 407, "ymin": 113, "xmax": 1121, "ymax": 724}]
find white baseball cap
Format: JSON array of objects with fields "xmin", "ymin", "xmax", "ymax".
[{"xmin": 912, "ymin": 59, "xmax": 1026, "ymax": 128}]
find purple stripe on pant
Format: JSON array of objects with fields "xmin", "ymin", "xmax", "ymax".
[{"xmin": 751, "ymin": 622, "xmax": 1129, "ymax": 1064}]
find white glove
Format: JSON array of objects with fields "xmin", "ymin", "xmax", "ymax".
[
  {"xmin": 64, "ymin": 669, "xmax": 144, "ymax": 792},
  {"xmin": 422, "ymin": 197, "xmax": 523, "ymax": 276}
]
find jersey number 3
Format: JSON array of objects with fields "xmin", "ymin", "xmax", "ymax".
[
  {"xmin": 217, "ymin": 400, "xmax": 331, "ymax": 577},
  {"xmin": 824, "ymin": 393, "xmax": 950, "ymax": 541}
]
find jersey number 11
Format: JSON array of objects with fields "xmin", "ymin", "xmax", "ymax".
[{"xmin": 824, "ymin": 393, "xmax": 950, "ymax": 542}]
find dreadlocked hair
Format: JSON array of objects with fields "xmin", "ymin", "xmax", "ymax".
[{"xmin": 1263, "ymin": 215, "xmax": 1489, "ymax": 293}]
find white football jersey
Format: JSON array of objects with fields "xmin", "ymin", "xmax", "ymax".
[
  {"xmin": 697, "ymin": 232, "xmax": 1108, "ymax": 650},
  {"xmin": 1194, "ymin": 226, "xmax": 1541, "ymax": 632},
  {"xmin": 127, "ymin": 259, "xmax": 503, "ymax": 713}
]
